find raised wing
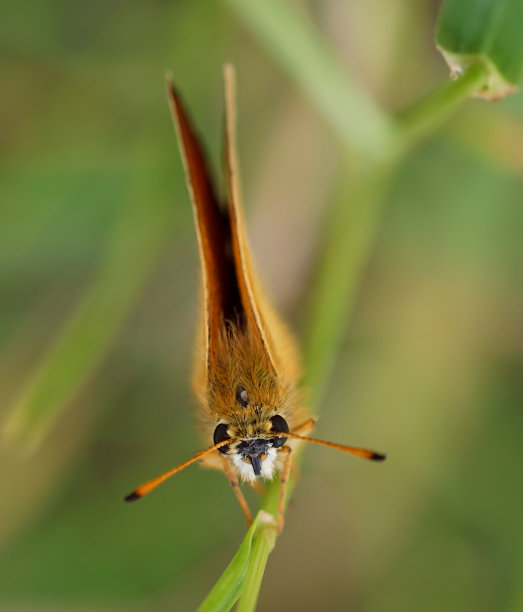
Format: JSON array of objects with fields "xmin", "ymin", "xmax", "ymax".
[
  {"xmin": 167, "ymin": 69, "xmax": 287, "ymax": 385},
  {"xmin": 167, "ymin": 79, "xmax": 240, "ymax": 380},
  {"xmin": 223, "ymin": 65, "xmax": 279, "ymax": 378}
]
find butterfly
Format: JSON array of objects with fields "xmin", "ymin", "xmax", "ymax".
[{"xmin": 125, "ymin": 65, "xmax": 385, "ymax": 531}]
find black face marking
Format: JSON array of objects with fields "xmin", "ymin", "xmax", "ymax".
[
  {"xmin": 236, "ymin": 385, "xmax": 249, "ymax": 408},
  {"xmin": 213, "ymin": 423, "xmax": 230, "ymax": 454},
  {"xmin": 237, "ymin": 438, "xmax": 270, "ymax": 457},
  {"xmin": 270, "ymin": 414, "xmax": 289, "ymax": 449},
  {"xmin": 250, "ymin": 455, "xmax": 261, "ymax": 476}
]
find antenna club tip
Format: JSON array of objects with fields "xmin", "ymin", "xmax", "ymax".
[
  {"xmin": 124, "ymin": 491, "xmax": 142, "ymax": 503},
  {"xmin": 371, "ymin": 452, "xmax": 387, "ymax": 461}
]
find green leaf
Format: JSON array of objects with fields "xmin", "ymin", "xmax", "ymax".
[
  {"xmin": 436, "ymin": 0, "xmax": 523, "ymax": 100},
  {"xmin": 197, "ymin": 511, "xmax": 275, "ymax": 612}
]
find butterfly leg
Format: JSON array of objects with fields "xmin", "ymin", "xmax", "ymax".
[
  {"xmin": 249, "ymin": 479, "xmax": 266, "ymax": 496},
  {"xmin": 289, "ymin": 418, "xmax": 316, "ymax": 482},
  {"xmin": 292, "ymin": 417, "xmax": 316, "ymax": 436},
  {"xmin": 276, "ymin": 418, "xmax": 316, "ymax": 528},
  {"xmin": 220, "ymin": 454, "xmax": 252, "ymax": 526},
  {"xmin": 277, "ymin": 445, "xmax": 293, "ymax": 533}
]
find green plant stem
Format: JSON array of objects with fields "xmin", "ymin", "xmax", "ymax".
[
  {"xmin": 395, "ymin": 63, "xmax": 489, "ymax": 152},
  {"xmin": 302, "ymin": 67, "xmax": 490, "ymax": 408},
  {"xmin": 304, "ymin": 160, "xmax": 390, "ymax": 407}
]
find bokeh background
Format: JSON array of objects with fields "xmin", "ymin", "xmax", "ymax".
[{"xmin": 1, "ymin": 1, "xmax": 522, "ymax": 611}]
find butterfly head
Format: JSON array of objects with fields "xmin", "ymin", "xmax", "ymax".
[{"xmin": 212, "ymin": 389, "xmax": 290, "ymax": 481}]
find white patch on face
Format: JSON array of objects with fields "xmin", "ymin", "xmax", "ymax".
[
  {"xmin": 260, "ymin": 447, "xmax": 277, "ymax": 479},
  {"xmin": 230, "ymin": 447, "xmax": 278, "ymax": 482}
]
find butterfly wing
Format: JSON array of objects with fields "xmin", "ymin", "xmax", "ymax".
[
  {"xmin": 223, "ymin": 65, "xmax": 300, "ymax": 382},
  {"xmin": 167, "ymin": 80, "xmax": 241, "ymax": 381},
  {"xmin": 167, "ymin": 69, "xmax": 300, "ymax": 389}
]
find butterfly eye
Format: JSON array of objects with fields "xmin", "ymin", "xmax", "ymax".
[
  {"xmin": 270, "ymin": 415, "xmax": 289, "ymax": 434},
  {"xmin": 270, "ymin": 415, "xmax": 289, "ymax": 448},
  {"xmin": 236, "ymin": 386, "xmax": 249, "ymax": 408},
  {"xmin": 213, "ymin": 423, "xmax": 231, "ymax": 454},
  {"xmin": 271, "ymin": 437, "xmax": 286, "ymax": 449}
]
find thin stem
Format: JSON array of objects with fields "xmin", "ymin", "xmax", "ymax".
[
  {"xmin": 303, "ymin": 65, "xmax": 490, "ymax": 406},
  {"xmin": 394, "ymin": 63, "xmax": 489, "ymax": 152},
  {"xmin": 304, "ymin": 160, "xmax": 391, "ymax": 407}
]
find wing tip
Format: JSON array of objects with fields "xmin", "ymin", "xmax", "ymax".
[
  {"xmin": 224, "ymin": 62, "xmax": 235, "ymax": 80},
  {"xmin": 165, "ymin": 71, "xmax": 177, "ymax": 98}
]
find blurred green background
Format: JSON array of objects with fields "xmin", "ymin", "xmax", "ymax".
[{"xmin": 1, "ymin": 1, "xmax": 522, "ymax": 611}]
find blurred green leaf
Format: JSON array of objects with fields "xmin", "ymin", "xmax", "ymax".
[
  {"xmin": 436, "ymin": 0, "xmax": 523, "ymax": 100},
  {"xmin": 3, "ymin": 188, "xmax": 173, "ymax": 451}
]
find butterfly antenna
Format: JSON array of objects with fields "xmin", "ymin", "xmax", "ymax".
[
  {"xmin": 124, "ymin": 439, "xmax": 230, "ymax": 502},
  {"xmin": 276, "ymin": 432, "xmax": 386, "ymax": 461}
]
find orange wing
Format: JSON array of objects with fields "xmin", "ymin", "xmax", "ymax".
[
  {"xmin": 167, "ymin": 80, "xmax": 240, "ymax": 381},
  {"xmin": 223, "ymin": 65, "xmax": 295, "ymax": 380},
  {"xmin": 167, "ymin": 68, "xmax": 297, "ymax": 386}
]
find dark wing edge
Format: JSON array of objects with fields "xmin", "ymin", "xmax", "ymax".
[{"xmin": 166, "ymin": 78, "xmax": 240, "ymax": 379}]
